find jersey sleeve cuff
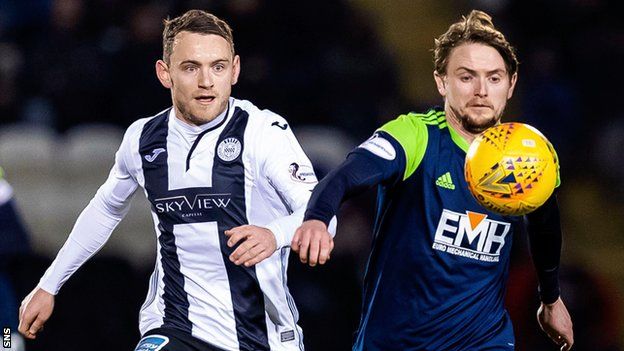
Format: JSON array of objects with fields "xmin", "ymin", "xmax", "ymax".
[
  {"xmin": 37, "ymin": 280, "xmax": 59, "ymax": 296},
  {"xmin": 537, "ymin": 268, "xmax": 561, "ymax": 304},
  {"xmin": 303, "ymin": 210, "xmax": 333, "ymax": 227},
  {"xmin": 265, "ymin": 222, "xmax": 288, "ymax": 249}
]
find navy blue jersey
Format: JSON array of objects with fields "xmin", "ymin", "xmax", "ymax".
[{"xmin": 353, "ymin": 110, "xmax": 524, "ymax": 350}]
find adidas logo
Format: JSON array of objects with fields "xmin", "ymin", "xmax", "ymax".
[{"xmin": 436, "ymin": 172, "xmax": 455, "ymax": 190}]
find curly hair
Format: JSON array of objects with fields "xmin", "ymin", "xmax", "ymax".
[{"xmin": 433, "ymin": 10, "xmax": 518, "ymax": 77}]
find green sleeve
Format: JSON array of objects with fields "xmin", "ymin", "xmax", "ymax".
[{"xmin": 378, "ymin": 113, "xmax": 429, "ymax": 180}]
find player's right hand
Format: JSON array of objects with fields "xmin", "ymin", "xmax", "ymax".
[
  {"xmin": 18, "ymin": 287, "xmax": 55, "ymax": 339},
  {"xmin": 292, "ymin": 219, "xmax": 334, "ymax": 267}
]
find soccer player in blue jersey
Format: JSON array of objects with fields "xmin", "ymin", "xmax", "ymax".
[
  {"xmin": 293, "ymin": 10, "xmax": 574, "ymax": 351},
  {"xmin": 18, "ymin": 10, "xmax": 334, "ymax": 351}
]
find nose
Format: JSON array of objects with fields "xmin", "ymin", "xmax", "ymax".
[
  {"xmin": 198, "ymin": 68, "xmax": 214, "ymax": 88},
  {"xmin": 475, "ymin": 77, "xmax": 488, "ymax": 97}
]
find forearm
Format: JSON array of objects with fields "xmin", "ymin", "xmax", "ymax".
[
  {"xmin": 304, "ymin": 151, "xmax": 391, "ymax": 226},
  {"xmin": 38, "ymin": 176, "xmax": 136, "ymax": 294},
  {"xmin": 527, "ymin": 194, "xmax": 562, "ymax": 304},
  {"xmin": 266, "ymin": 201, "xmax": 338, "ymax": 249}
]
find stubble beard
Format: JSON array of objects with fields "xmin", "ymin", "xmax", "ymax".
[
  {"xmin": 175, "ymin": 97, "xmax": 227, "ymax": 126},
  {"xmin": 451, "ymin": 105, "xmax": 502, "ymax": 134}
]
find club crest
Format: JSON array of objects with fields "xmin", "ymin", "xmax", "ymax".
[{"xmin": 217, "ymin": 137, "xmax": 242, "ymax": 162}]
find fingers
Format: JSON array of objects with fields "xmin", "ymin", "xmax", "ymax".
[
  {"xmin": 18, "ymin": 311, "xmax": 35, "ymax": 338},
  {"xmin": 225, "ymin": 227, "xmax": 248, "ymax": 248},
  {"xmin": 547, "ymin": 330, "xmax": 573, "ymax": 351},
  {"xmin": 297, "ymin": 230, "xmax": 311, "ymax": 264},
  {"xmin": 229, "ymin": 239, "xmax": 258, "ymax": 264},
  {"xmin": 242, "ymin": 250, "xmax": 271, "ymax": 267},
  {"xmin": 231, "ymin": 243, "xmax": 263, "ymax": 266},
  {"xmin": 538, "ymin": 298, "xmax": 574, "ymax": 351},
  {"xmin": 309, "ymin": 234, "xmax": 334, "ymax": 266},
  {"xmin": 293, "ymin": 229, "xmax": 333, "ymax": 266},
  {"xmin": 291, "ymin": 229, "xmax": 302, "ymax": 253},
  {"xmin": 227, "ymin": 225, "xmax": 276, "ymax": 266},
  {"xmin": 18, "ymin": 309, "xmax": 43, "ymax": 340},
  {"xmin": 318, "ymin": 236, "xmax": 333, "ymax": 265},
  {"xmin": 308, "ymin": 234, "xmax": 321, "ymax": 266},
  {"xmin": 29, "ymin": 319, "xmax": 45, "ymax": 337},
  {"xmin": 559, "ymin": 334, "xmax": 573, "ymax": 351}
]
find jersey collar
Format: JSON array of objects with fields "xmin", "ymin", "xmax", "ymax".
[
  {"xmin": 170, "ymin": 100, "xmax": 231, "ymax": 134},
  {"xmin": 443, "ymin": 114, "xmax": 471, "ymax": 153}
]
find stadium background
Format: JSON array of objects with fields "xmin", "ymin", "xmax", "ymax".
[{"xmin": 0, "ymin": 0, "xmax": 622, "ymax": 350}]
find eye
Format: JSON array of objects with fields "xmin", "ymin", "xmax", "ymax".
[
  {"xmin": 214, "ymin": 63, "xmax": 225, "ymax": 72},
  {"xmin": 460, "ymin": 75, "xmax": 472, "ymax": 82},
  {"xmin": 184, "ymin": 65, "xmax": 198, "ymax": 73},
  {"xmin": 489, "ymin": 75, "xmax": 501, "ymax": 83}
]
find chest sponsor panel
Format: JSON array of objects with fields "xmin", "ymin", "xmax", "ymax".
[
  {"xmin": 433, "ymin": 209, "xmax": 511, "ymax": 262},
  {"xmin": 153, "ymin": 193, "xmax": 231, "ymax": 219}
]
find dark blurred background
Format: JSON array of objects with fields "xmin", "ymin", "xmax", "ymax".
[{"xmin": 0, "ymin": 0, "xmax": 622, "ymax": 350}]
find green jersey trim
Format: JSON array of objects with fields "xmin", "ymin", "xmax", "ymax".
[
  {"xmin": 378, "ymin": 112, "xmax": 430, "ymax": 180},
  {"xmin": 446, "ymin": 121, "xmax": 471, "ymax": 152}
]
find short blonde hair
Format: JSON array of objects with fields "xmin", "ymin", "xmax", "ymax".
[{"xmin": 433, "ymin": 10, "xmax": 518, "ymax": 77}]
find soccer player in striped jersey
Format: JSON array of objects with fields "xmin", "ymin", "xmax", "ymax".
[
  {"xmin": 293, "ymin": 10, "xmax": 574, "ymax": 351},
  {"xmin": 18, "ymin": 10, "xmax": 334, "ymax": 351}
]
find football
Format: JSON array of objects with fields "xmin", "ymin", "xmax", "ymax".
[{"xmin": 464, "ymin": 123, "xmax": 559, "ymax": 216}]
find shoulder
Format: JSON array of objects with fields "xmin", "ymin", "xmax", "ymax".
[
  {"xmin": 124, "ymin": 108, "xmax": 171, "ymax": 142},
  {"xmin": 232, "ymin": 98, "xmax": 290, "ymax": 135},
  {"xmin": 379, "ymin": 110, "xmax": 442, "ymax": 136},
  {"xmin": 117, "ymin": 109, "xmax": 170, "ymax": 162},
  {"xmin": 376, "ymin": 109, "xmax": 443, "ymax": 180},
  {"xmin": 377, "ymin": 109, "xmax": 441, "ymax": 151}
]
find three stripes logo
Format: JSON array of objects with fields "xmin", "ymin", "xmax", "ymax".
[{"xmin": 436, "ymin": 172, "xmax": 455, "ymax": 190}]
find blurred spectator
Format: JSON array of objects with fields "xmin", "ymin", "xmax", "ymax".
[
  {"xmin": 519, "ymin": 43, "xmax": 581, "ymax": 167},
  {"xmin": 0, "ymin": 167, "xmax": 30, "ymax": 350},
  {"xmin": 21, "ymin": 0, "xmax": 112, "ymax": 130},
  {"xmin": 111, "ymin": 2, "xmax": 170, "ymax": 122}
]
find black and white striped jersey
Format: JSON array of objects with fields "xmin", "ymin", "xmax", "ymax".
[{"xmin": 38, "ymin": 97, "xmax": 331, "ymax": 350}]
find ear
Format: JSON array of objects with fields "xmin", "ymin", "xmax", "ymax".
[
  {"xmin": 231, "ymin": 55, "xmax": 241, "ymax": 86},
  {"xmin": 433, "ymin": 71, "xmax": 447, "ymax": 97},
  {"xmin": 507, "ymin": 72, "xmax": 518, "ymax": 99},
  {"xmin": 156, "ymin": 60, "xmax": 172, "ymax": 89}
]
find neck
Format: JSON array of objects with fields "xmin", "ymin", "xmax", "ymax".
[
  {"xmin": 444, "ymin": 106, "xmax": 479, "ymax": 144},
  {"xmin": 174, "ymin": 102, "xmax": 229, "ymax": 129},
  {"xmin": 173, "ymin": 102, "xmax": 229, "ymax": 131}
]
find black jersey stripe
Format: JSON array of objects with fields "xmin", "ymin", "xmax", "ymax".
[
  {"xmin": 212, "ymin": 107, "xmax": 270, "ymax": 351},
  {"xmin": 139, "ymin": 110, "xmax": 193, "ymax": 334}
]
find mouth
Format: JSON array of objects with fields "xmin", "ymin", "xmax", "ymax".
[
  {"xmin": 194, "ymin": 95, "xmax": 216, "ymax": 105},
  {"xmin": 469, "ymin": 104, "xmax": 492, "ymax": 109}
]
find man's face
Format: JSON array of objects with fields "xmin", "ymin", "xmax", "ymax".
[
  {"xmin": 156, "ymin": 32, "xmax": 240, "ymax": 125},
  {"xmin": 434, "ymin": 42, "xmax": 517, "ymax": 134}
]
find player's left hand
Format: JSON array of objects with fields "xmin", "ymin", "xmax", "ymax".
[
  {"xmin": 537, "ymin": 297, "xmax": 574, "ymax": 351},
  {"xmin": 291, "ymin": 219, "xmax": 334, "ymax": 267},
  {"xmin": 226, "ymin": 225, "xmax": 277, "ymax": 267}
]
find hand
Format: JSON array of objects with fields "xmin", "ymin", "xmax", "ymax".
[
  {"xmin": 226, "ymin": 225, "xmax": 277, "ymax": 267},
  {"xmin": 18, "ymin": 287, "xmax": 55, "ymax": 339},
  {"xmin": 537, "ymin": 297, "xmax": 574, "ymax": 351},
  {"xmin": 291, "ymin": 219, "xmax": 334, "ymax": 267}
]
